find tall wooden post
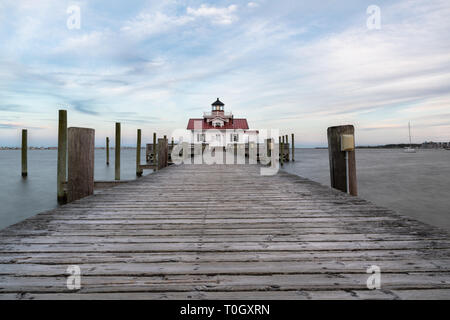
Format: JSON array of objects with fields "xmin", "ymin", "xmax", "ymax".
[
  {"xmin": 153, "ymin": 132, "xmax": 157, "ymax": 166},
  {"xmin": 285, "ymin": 134, "xmax": 289, "ymax": 161},
  {"xmin": 327, "ymin": 125, "xmax": 357, "ymax": 196},
  {"xmin": 67, "ymin": 127, "xmax": 95, "ymax": 203},
  {"xmin": 157, "ymin": 138, "xmax": 168, "ymax": 170},
  {"xmin": 136, "ymin": 129, "xmax": 143, "ymax": 177},
  {"xmin": 21, "ymin": 129, "xmax": 27, "ymax": 177},
  {"xmin": 57, "ymin": 110, "xmax": 67, "ymax": 202},
  {"xmin": 106, "ymin": 137, "xmax": 110, "ymax": 165},
  {"xmin": 266, "ymin": 138, "xmax": 271, "ymax": 165},
  {"xmin": 291, "ymin": 133, "xmax": 295, "ymax": 162},
  {"xmin": 115, "ymin": 122, "xmax": 121, "ymax": 181},
  {"xmin": 279, "ymin": 136, "xmax": 283, "ymax": 166},
  {"xmin": 170, "ymin": 137, "xmax": 174, "ymax": 163}
]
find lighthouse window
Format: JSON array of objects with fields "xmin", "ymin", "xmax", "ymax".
[
  {"xmin": 197, "ymin": 133, "xmax": 205, "ymax": 142},
  {"xmin": 230, "ymin": 134, "xmax": 239, "ymax": 142}
]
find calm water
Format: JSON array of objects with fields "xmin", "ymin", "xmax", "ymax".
[
  {"xmin": 0, "ymin": 149, "xmax": 148, "ymax": 230},
  {"xmin": 283, "ymin": 148, "xmax": 450, "ymax": 232},
  {"xmin": 0, "ymin": 148, "xmax": 449, "ymax": 232}
]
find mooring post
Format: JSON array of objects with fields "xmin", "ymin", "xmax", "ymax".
[
  {"xmin": 165, "ymin": 138, "xmax": 168, "ymax": 167},
  {"xmin": 157, "ymin": 138, "xmax": 168, "ymax": 170},
  {"xmin": 153, "ymin": 132, "xmax": 157, "ymax": 166},
  {"xmin": 115, "ymin": 122, "xmax": 121, "ymax": 180},
  {"xmin": 279, "ymin": 136, "xmax": 283, "ymax": 166},
  {"xmin": 327, "ymin": 125, "xmax": 357, "ymax": 196},
  {"xmin": 170, "ymin": 137, "xmax": 174, "ymax": 163},
  {"xmin": 266, "ymin": 138, "xmax": 271, "ymax": 165},
  {"xmin": 57, "ymin": 110, "xmax": 67, "ymax": 202},
  {"xmin": 291, "ymin": 133, "xmax": 295, "ymax": 161},
  {"xmin": 21, "ymin": 129, "xmax": 27, "ymax": 177},
  {"xmin": 285, "ymin": 134, "xmax": 289, "ymax": 161},
  {"xmin": 67, "ymin": 127, "xmax": 95, "ymax": 203},
  {"xmin": 106, "ymin": 137, "xmax": 110, "ymax": 165},
  {"xmin": 136, "ymin": 129, "xmax": 143, "ymax": 177}
]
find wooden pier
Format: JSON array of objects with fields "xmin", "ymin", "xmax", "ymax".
[{"xmin": 1, "ymin": 163, "xmax": 450, "ymax": 299}]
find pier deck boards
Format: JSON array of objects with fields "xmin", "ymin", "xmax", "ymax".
[{"xmin": 1, "ymin": 164, "xmax": 450, "ymax": 300}]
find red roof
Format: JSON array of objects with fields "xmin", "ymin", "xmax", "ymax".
[{"xmin": 187, "ymin": 118, "xmax": 249, "ymax": 130}]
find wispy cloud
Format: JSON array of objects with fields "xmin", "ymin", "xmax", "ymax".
[
  {"xmin": 0, "ymin": 122, "xmax": 44, "ymax": 130},
  {"xmin": 187, "ymin": 4, "xmax": 238, "ymax": 25},
  {"xmin": 68, "ymin": 99, "xmax": 100, "ymax": 116}
]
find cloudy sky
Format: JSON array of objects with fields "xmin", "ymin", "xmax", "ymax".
[{"xmin": 0, "ymin": 0, "xmax": 449, "ymax": 147}]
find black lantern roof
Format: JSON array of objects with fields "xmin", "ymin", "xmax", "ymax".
[{"xmin": 212, "ymin": 98, "xmax": 224, "ymax": 106}]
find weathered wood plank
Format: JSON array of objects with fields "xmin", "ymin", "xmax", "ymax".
[
  {"xmin": 1, "ymin": 260, "xmax": 450, "ymax": 277},
  {"xmin": 1, "ymin": 273, "xmax": 450, "ymax": 293}
]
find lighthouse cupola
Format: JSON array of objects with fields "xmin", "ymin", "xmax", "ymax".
[{"xmin": 211, "ymin": 98, "xmax": 225, "ymax": 113}]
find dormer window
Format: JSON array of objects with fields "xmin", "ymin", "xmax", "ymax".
[{"xmin": 212, "ymin": 119, "xmax": 224, "ymax": 127}]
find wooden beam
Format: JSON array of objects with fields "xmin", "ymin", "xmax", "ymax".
[
  {"xmin": 285, "ymin": 134, "xmax": 289, "ymax": 161},
  {"xmin": 67, "ymin": 127, "xmax": 95, "ymax": 203},
  {"xmin": 153, "ymin": 132, "xmax": 157, "ymax": 166},
  {"xmin": 94, "ymin": 180, "xmax": 133, "ymax": 189},
  {"xmin": 279, "ymin": 136, "xmax": 283, "ymax": 166},
  {"xmin": 106, "ymin": 137, "xmax": 110, "ymax": 166},
  {"xmin": 21, "ymin": 129, "xmax": 27, "ymax": 178},
  {"xmin": 62, "ymin": 180, "xmax": 133, "ymax": 191},
  {"xmin": 57, "ymin": 110, "xmax": 67, "ymax": 202},
  {"xmin": 139, "ymin": 164, "xmax": 157, "ymax": 170},
  {"xmin": 157, "ymin": 138, "xmax": 168, "ymax": 170},
  {"xmin": 291, "ymin": 133, "xmax": 295, "ymax": 162},
  {"xmin": 327, "ymin": 125, "xmax": 357, "ymax": 196},
  {"xmin": 136, "ymin": 129, "xmax": 143, "ymax": 177},
  {"xmin": 115, "ymin": 123, "xmax": 121, "ymax": 181}
]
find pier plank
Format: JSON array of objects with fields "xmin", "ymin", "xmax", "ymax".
[{"xmin": 0, "ymin": 164, "xmax": 449, "ymax": 299}]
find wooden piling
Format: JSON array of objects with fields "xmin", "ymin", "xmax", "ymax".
[
  {"xmin": 136, "ymin": 129, "xmax": 142, "ymax": 177},
  {"xmin": 153, "ymin": 132, "xmax": 157, "ymax": 165},
  {"xmin": 67, "ymin": 127, "xmax": 95, "ymax": 203},
  {"xmin": 266, "ymin": 138, "xmax": 271, "ymax": 165},
  {"xmin": 157, "ymin": 138, "xmax": 168, "ymax": 170},
  {"xmin": 57, "ymin": 110, "xmax": 67, "ymax": 202},
  {"xmin": 327, "ymin": 125, "xmax": 357, "ymax": 196},
  {"xmin": 106, "ymin": 137, "xmax": 110, "ymax": 166},
  {"xmin": 279, "ymin": 136, "xmax": 283, "ymax": 166},
  {"xmin": 115, "ymin": 122, "xmax": 121, "ymax": 181},
  {"xmin": 21, "ymin": 129, "xmax": 27, "ymax": 177},
  {"xmin": 291, "ymin": 133, "xmax": 295, "ymax": 161},
  {"xmin": 285, "ymin": 134, "xmax": 289, "ymax": 161}
]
